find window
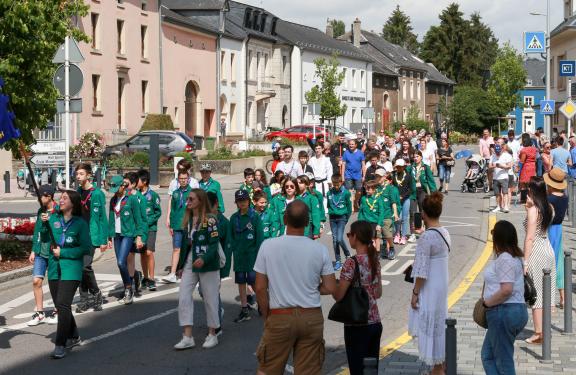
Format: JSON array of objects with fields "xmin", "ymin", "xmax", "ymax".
[
  {"xmin": 141, "ymin": 80, "xmax": 149, "ymax": 114},
  {"xmin": 230, "ymin": 103, "xmax": 236, "ymax": 130},
  {"xmin": 118, "ymin": 77, "xmax": 125, "ymax": 129},
  {"xmin": 527, "ymin": 79, "xmax": 533, "ymax": 86},
  {"xmin": 221, "ymin": 51, "xmax": 226, "ymax": 81},
  {"xmin": 174, "ymin": 107, "xmax": 179, "ymax": 126},
  {"xmin": 248, "ymin": 51, "xmax": 253, "ymax": 79},
  {"xmin": 524, "ymin": 96, "xmax": 534, "ymax": 107},
  {"xmin": 417, "ymin": 81, "xmax": 421, "ymax": 100},
  {"xmin": 402, "ymin": 80, "xmax": 406, "ymax": 100},
  {"xmin": 141, "ymin": 0, "xmax": 147, "ymax": 11},
  {"xmin": 351, "ymin": 109, "xmax": 356, "ymax": 122},
  {"xmin": 91, "ymin": 13, "xmax": 100, "ymax": 49},
  {"xmin": 393, "ymin": 112, "xmax": 397, "ymax": 121},
  {"xmin": 352, "ymin": 70, "xmax": 356, "ymax": 89},
  {"xmin": 410, "ymin": 80, "xmax": 414, "ymax": 99},
  {"xmin": 360, "ymin": 70, "xmax": 365, "ymax": 90},
  {"xmin": 92, "ymin": 74, "xmax": 101, "ymax": 112},
  {"xmin": 375, "ymin": 77, "xmax": 380, "ymax": 86},
  {"xmin": 231, "ymin": 53, "xmax": 236, "ymax": 82},
  {"xmin": 342, "ymin": 68, "xmax": 347, "ymax": 88},
  {"xmin": 264, "ymin": 53, "xmax": 269, "ymax": 79},
  {"xmin": 141, "ymin": 25, "xmax": 148, "ymax": 59},
  {"xmin": 282, "ymin": 55, "xmax": 287, "ymax": 83},
  {"xmin": 117, "ymin": 20, "xmax": 125, "ymax": 55},
  {"xmin": 402, "ymin": 107, "xmax": 407, "ymax": 120}
]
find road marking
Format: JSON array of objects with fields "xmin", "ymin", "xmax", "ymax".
[{"xmin": 0, "ymin": 285, "xmax": 50, "ymax": 315}]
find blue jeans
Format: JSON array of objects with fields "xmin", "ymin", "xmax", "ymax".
[
  {"xmin": 438, "ymin": 163, "xmax": 452, "ymax": 183},
  {"xmin": 400, "ymin": 199, "xmax": 411, "ymax": 237},
  {"xmin": 114, "ymin": 235, "xmax": 135, "ymax": 287},
  {"xmin": 481, "ymin": 303, "xmax": 528, "ymax": 375},
  {"xmin": 330, "ymin": 215, "xmax": 350, "ymax": 261}
]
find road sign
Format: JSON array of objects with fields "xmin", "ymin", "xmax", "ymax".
[
  {"xmin": 308, "ymin": 103, "xmax": 321, "ymax": 116},
  {"xmin": 559, "ymin": 99, "xmax": 576, "ymax": 119},
  {"xmin": 57, "ymin": 98, "xmax": 82, "ymax": 113},
  {"xmin": 523, "ymin": 31, "xmax": 546, "ymax": 53},
  {"xmin": 30, "ymin": 153, "xmax": 66, "ymax": 166},
  {"xmin": 53, "ymin": 63, "xmax": 83, "ymax": 97},
  {"xmin": 362, "ymin": 107, "xmax": 374, "ymax": 119},
  {"xmin": 52, "ymin": 37, "xmax": 85, "ymax": 64},
  {"xmin": 31, "ymin": 141, "xmax": 66, "ymax": 154},
  {"xmin": 560, "ymin": 60, "xmax": 576, "ymax": 77},
  {"xmin": 540, "ymin": 100, "xmax": 555, "ymax": 115}
]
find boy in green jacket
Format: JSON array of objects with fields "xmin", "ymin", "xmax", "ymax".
[
  {"xmin": 239, "ymin": 168, "xmax": 255, "ymax": 204},
  {"xmin": 376, "ymin": 169, "xmax": 401, "ymax": 260},
  {"xmin": 199, "ymin": 163, "xmax": 225, "ymax": 213},
  {"xmin": 230, "ymin": 190, "xmax": 263, "ymax": 323},
  {"xmin": 253, "ymin": 190, "xmax": 277, "ymax": 239},
  {"xmin": 137, "ymin": 169, "xmax": 162, "ymax": 291},
  {"xmin": 358, "ymin": 179, "xmax": 385, "ymax": 252},
  {"xmin": 327, "ymin": 174, "xmax": 352, "ymax": 271},
  {"xmin": 296, "ymin": 175, "xmax": 321, "ymax": 239}
]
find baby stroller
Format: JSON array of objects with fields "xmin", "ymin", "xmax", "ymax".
[{"xmin": 460, "ymin": 154, "xmax": 490, "ymax": 193}]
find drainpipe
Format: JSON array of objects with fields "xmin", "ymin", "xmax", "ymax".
[{"xmin": 158, "ymin": 2, "xmax": 164, "ymax": 113}]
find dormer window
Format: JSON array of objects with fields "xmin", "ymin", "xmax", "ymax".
[
  {"xmin": 271, "ymin": 17, "xmax": 278, "ymax": 35},
  {"xmin": 260, "ymin": 14, "xmax": 267, "ymax": 32},
  {"xmin": 527, "ymin": 79, "xmax": 533, "ymax": 86},
  {"xmin": 252, "ymin": 10, "xmax": 260, "ymax": 31},
  {"xmin": 244, "ymin": 8, "xmax": 252, "ymax": 28}
]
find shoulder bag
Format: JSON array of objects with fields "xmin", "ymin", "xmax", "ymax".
[
  {"xmin": 524, "ymin": 272, "xmax": 537, "ymax": 307},
  {"xmin": 473, "ymin": 283, "xmax": 488, "ymax": 329},
  {"xmin": 328, "ymin": 257, "xmax": 370, "ymax": 324}
]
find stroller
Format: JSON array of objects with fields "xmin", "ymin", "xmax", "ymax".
[{"xmin": 460, "ymin": 154, "xmax": 490, "ymax": 193}]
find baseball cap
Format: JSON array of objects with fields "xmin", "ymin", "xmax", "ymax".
[
  {"xmin": 38, "ymin": 185, "xmax": 55, "ymax": 197},
  {"xmin": 200, "ymin": 163, "xmax": 212, "ymax": 172},
  {"xmin": 394, "ymin": 159, "xmax": 406, "ymax": 167},
  {"xmin": 109, "ymin": 175, "xmax": 125, "ymax": 194},
  {"xmin": 235, "ymin": 189, "xmax": 250, "ymax": 202},
  {"xmin": 374, "ymin": 169, "xmax": 386, "ymax": 177}
]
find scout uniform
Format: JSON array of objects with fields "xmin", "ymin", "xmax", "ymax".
[
  {"xmin": 311, "ymin": 188, "xmax": 326, "ymax": 222},
  {"xmin": 199, "ymin": 164, "xmax": 225, "ymax": 213},
  {"xmin": 170, "ymin": 185, "xmax": 192, "ymax": 231},
  {"xmin": 77, "ymin": 186, "xmax": 108, "ymax": 249},
  {"xmin": 296, "ymin": 191, "xmax": 321, "ymax": 238},
  {"xmin": 380, "ymin": 183, "xmax": 401, "ymax": 240},
  {"xmin": 326, "ymin": 187, "xmax": 352, "ymax": 218},
  {"xmin": 230, "ymin": 207, "xmax": 264, "ymax": 275},
  {"xmin": 239, "ymin": 182, "xmax": 254, "ymax": 204},
  {"xmin": 108, "ymin": 192, "xmax": 146, "ymax": 240},
  {"xmin": 358, "ymin": 193, "xmax": 384, "ymax": 235},
  {"xmin": 408, "ymin": 162, "xmax": 437, "ymax": 197},
  {"xmin": 32, "ymin": 205, "xmax": 59, "ymax": 264},
  {"xmin": 131, "ymin": 189, "xmax": 149, "ymax": 244},
  {"xmin": 217, "ymin": 212, "xmax": 233, "ymax": 279},
  {"xmin": 269, "ymin": 194, "xmax": 292, "ymax": 236},
  {"xmin": 177, "ymin": 214, "xmax": 221, "ymax": 273},
  {"xmin": 257, "ymin": 203, "xmax": 277, "ymax": 239}
]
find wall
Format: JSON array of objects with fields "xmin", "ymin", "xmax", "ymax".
[
  {"xmin": 219, "ymin": 37, "xmax": 245, "ymax": 135},
  {"xmin": 373, "ymin": 73, "xmax": 399, "ymax": 132},
  {"xmin": 512, "ymin": 88, "xmax": 546, "ymax": 134},
  {"xmin": 397, "ymin": 69, "xmax": 426, "ymax": 124},
  {"xmin": 550, "ymin": 29, "xmax": 576, "ymax": 132}
]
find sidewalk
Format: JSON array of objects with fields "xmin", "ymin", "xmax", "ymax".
[{"xmin": 377, "ymin": 210, "xmax": 576, "ymax": 374}]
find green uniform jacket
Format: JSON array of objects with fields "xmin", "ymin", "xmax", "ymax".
[
  {"xmin": 108, "ymin": 193, "xmax": 146, "ymax": 239},
  {"xmin": 200, "ymin": 178, "xmax": 225, "ymax": 213},
  {"xmin": 258, "ymin": 206, "xmax": 277, "ymax": 240},
  {"xmin": 311, "ymin": 189, "xmax": 326, "ymax": 222},
  {"xmin": 326, "ymin": 187, "xmax": 352, "ymax": 217},
  {"xmin": 45, "ymin": 214, "xmax": 91, "ymax": 281},
  {"xmin": 239, "ymin": 182, "xmax": 254, "ymax": 202},
  {"xmin": 32, "ymin": 206, "xmax": 58, "ymax": 258},
  {"xmin": 297, "ymin": 193, "xmax": 321, "ymax": 237},
  {"xmin": 263, "ymin": 185, "xmax": 272, "ymax": 202},
  {"xmin": 270, "ymin": 195, "xmax": 289, "ymax": 235},
  {"xmin": 177, "ymin": 214, "xmax": 220, "ymax": 273},
  {"xmin": 407, "ymin": 163, "xmax": 437, "ymax": 199},
  {"xmin": 217, "ymin": 213, "xmax": 233, "ymax": 278},
  {"xmin": 230, "ymin": 209, "xmax": 263, "ymax": 272},
  {"xmin": 170, "ymin": 186, "xmax": 192, "ymax": 230},
  {"xmin": 358, "ymin": 195, "xmax": 384, "ymax": 225},
  {"xmin": 133, "ymin": 190, "xmax": 149, "ymax": 243},
  {"xmin": 78, "ymin": 187, "xmax": 109, "ymax": 247},
  {"xmin": 379, "ymin": 184, "xmax": 401, "ymax": 220},
  {"xmin": 142, "ymin": 188, "xmax": 162, "ymax": 231}
]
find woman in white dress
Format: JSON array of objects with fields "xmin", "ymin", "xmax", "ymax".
[{"xmin": 409, "ymin": 191, "xmax": 450, "ymax": 375}]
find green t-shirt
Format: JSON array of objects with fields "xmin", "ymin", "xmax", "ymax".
[
  {"xmin": 326, "ymin": 187, "xmax": 352, "ymax": 217},
  {"xmin": 170, "ymin": 186, "xmax": 192, "ymax": 230}
]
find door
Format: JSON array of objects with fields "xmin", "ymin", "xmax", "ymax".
[{"xmin": 382, "ymin": 109, "xmax": 390, "ymax": 130}]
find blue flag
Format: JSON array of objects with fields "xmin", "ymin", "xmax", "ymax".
[{"xmin": 0, "ymin": 78, "xmax": 20, "ymax": 146}]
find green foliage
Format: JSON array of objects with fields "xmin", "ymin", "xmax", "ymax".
[
  {"xmin": 175, "ymin": 151, "xmax": 193, "ymax": 163},
  {"xmin": 305, "ymin": 55, "xmax": 347, "ymax": 123},
  {"xmin": 381, "ymin": 5, "xmax": 420, "ymax": 55},
  {"xmin": 445, "ymin": 85, "xmax": 499, "ymax": 134},
  {"xmin": 108, "ymin": 152, "xmax": 149, "ymax": 168},
  {"xmin": 131, "ymin": 152, "xmax": 149, "ymax": 166},
  {"xmin": 0, "ymin": 240, "xmax": 31, "ymax": 260},
  {"xmin": 201, "ymin": 147, "xmax": 269, "ymax": 160},
  {"xmin": 329, "ymin": 19, "xmax": 345, "ymax": 38},
  {"xmin": 140, "ymin": 114, "xmax": 175, "ymax": 132},
  {"xmin": 0, "ymin": 0, "xmax": 89, "ymax": 154},
  {"xmin": 70, "ymin": 132, "xmax": 105, "ymax": 158},
  {"xmin": 487, "ymin": 43, "xmax": 527, "ymax": 116},
  {"xmin": 405, "ymin": 104, "xmax": 429, "ymax": 131}
]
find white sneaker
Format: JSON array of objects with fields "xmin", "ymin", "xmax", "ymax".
[
  {"xmin": 491, "ymin": 206, "xmax": 501, "ymax": 213},
  {"xmin": 45, "ymin": 312, "xmax": 58, "ymax": 325},
  {"xmin": 408, "ymin": 234, "xmax": 417, "ymax": 243},
  {"xmin": 26, "ymin": 311, "xmax": 45, "ymax": 326},
  {"xmin": 503, "ymin": 206, "xmax": 510, "ymax": 213},
  {"xmin": 202, "ymin": 334, "xmax": 218, "ymax": 349},
  {"xmin": 163, "ymin": 273, "xmax": 177, "ymax": 283},
  {"xmin": 174, "ymin": 335, "xmax": 195, "ymax": 350}
]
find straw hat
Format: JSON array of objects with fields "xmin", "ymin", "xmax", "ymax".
[{"xmin": 543, "ymin": 167, "xmax": 567, "ymax": 190}]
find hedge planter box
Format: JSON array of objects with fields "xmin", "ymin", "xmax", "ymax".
[
  {"xmin": 108, "ymin": 168, "xmax": 174, "ymax": 187},
  {"xmin": 193, "ymin": 158, "xmax": 255, "ymax": 175}
]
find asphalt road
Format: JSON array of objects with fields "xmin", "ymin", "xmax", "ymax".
[{"xmin": 0, "ymin": 161, "xmax": 489, "ymax": 375}]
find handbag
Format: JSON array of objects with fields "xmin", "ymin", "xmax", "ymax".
[
  {"xmin": 446, "ymin": 160, "xmax": 455, "ymax": 167},
  {"xmin": 473, "ymin": 283, "xmax": 488, "ymax": 329},
  {"xmin": 524, "ymin": 273, "xmax": 537, "ymax": 307},
  {"xmin": 328, "ymin": 257, "xmax": 370, "ymax": 324}
]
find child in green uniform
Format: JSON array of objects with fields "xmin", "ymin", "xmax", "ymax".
[
  {"xmin": 253, "ymin": 190, "xmax": 277, "ymax": 239},
  {"xmin": 358, "ymin": 180, "xmax": 385, "ymax": 252},
  {"xmin": 125, "ymin": 172, "xmax": 148, "ymax": 294},
  {"xmin": 255, "ymin": 169, "xmax": 272, "ymax": 201},
  {"xmin": 199, "ymin": 163, "xmax": 225, "ymax": 213},
  {"xmin": 42, "ymin": 190, "xmax": 91, "ymax": 359},
  {"xmin": 230, "ymin": 190, "xmax": 263, "ymax": 323},
  {"xmin": 296, "ymin": 174, "xmax": 321, "ymax": 239},
  {"xmin": 307, "ymin": 172, "xmax": 327, "ymax": 233},
  {"xmin": 327, "ymin": 174, "xmax": 352, "ymax": 271},
  {"xmin": 137, "ymin": 169, "xmax": 162, "ymax": 291},
  {"xmin": 269, "ymin": 176, "xmax": 299, "ymax": 236},
  {"xmin": 164, "ymin": 170, "xmax": 192, "ymax": 283},
  {"xmin": 375, "ymin": 169, "xmax": 401, "ymax": 260},
  {"xmin": 239, "ymin": 168, "xmax": 255, "ymax": 204}
]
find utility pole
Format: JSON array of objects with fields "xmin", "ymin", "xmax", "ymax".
[
  {"xmin": 64, "ymin": 35, "xmax": 70, "ymax": 189},
  {"xmin": 545, "ymin": 0, "xmax": 551, "ymax": 139}
]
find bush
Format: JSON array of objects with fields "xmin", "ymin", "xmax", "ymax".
[
  {"xmin": 0, "ymin": 240, "xmax": 31, "ymax": 260},
  {"xmin": 70, "ymin": 132, "xmax": 105, "ymax": 159},
  {"xmin": 132, "ymin": 152, "xmax": 150, "ymax": 166},
  {"xmin": 140, "ymin": 114, "xmax": 174, "ymax": 132},
  {"xmin": 174, "ymin": 151, "xmax": 193, "ymax": 163},
  {"xmin": 201, "ymin": 147, "xmax": 270, "ymax": 160},
  {"xmin": 107, "ymin": 153, "xmax": 150, "ymax": 169}
]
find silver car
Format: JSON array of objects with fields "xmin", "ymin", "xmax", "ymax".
[{"xmin": 103, "ymin": 131, "xmax": 196, "ymax": 158}]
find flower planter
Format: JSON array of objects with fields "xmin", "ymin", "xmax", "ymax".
[{"xmin": 193, "ymin": 158, "xmax": 256, "ymax": 175}]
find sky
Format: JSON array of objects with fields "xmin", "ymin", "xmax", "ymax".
[{"xmin": 241, "ymin": 0, "xmax": 565, "ymax": 52}]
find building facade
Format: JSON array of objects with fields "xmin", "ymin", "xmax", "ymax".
[{"xmin": 509, "ymin": 59, "xmax": 546, "ymax": 135}]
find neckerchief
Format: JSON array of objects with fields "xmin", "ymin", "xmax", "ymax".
[
  {"xmin": 234, "ymin": 208, "xmax": 255, "ymax": 234},
  {"xmin": 80, "ymin": 187, "xmax": 95, "ymax": 211},
  {"xmin": 330, "ymin": 187, "xmax": 344, "ymax": 207},
  {"xmin": 365, "ymin": 196, "xmax": 377, "ymax": 211},
  {"xmin": 175, "ymin": 186, "xmax": 191, "ymax": 208},
  {"xmin": 113, "ymin": 195, "xmax": 128, "ymax": 217},
  {"xmin": 142, "ymin": 188, "xmax": 153, "ymax": 201},
  {"xmin": 200, "ymin": 178, "xmax": 213, "ymax": 190},
  {"xmin": 394, "ymin": 172, "xmax": 406, "ymax": 186},
  {"xmin": 58, "ymin": 217, "xmax": 75, "ymax": 247}
]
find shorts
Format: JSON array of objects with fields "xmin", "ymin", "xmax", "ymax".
[
  {"xmin": 493, "ymin": 179, "xmax": 509, "ymax": 195},
  {"xmin": 144, "ymin": 231, "xmax": 157, "ymax": 252},
  {"xmin": 172, "ymin": 230, "xmax": 185, "ymax": 249},
  {"xmin": 32, "ymin": 255, "xmax": 49, "ymax": 278},
  {"xmin": 381, "ymin": 219, "xmax": 394, "ymax": 239},
  {"xmin": 344, "ymin": 178, "xmax": 363, "ymax": 191},
  {"xmin": 235, "ymin": 271, "xmax": 256, "ymax": 286}
]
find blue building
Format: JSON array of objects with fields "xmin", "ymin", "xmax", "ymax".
[{"xmin": 509, "ymin": 59, "xmax": 546, "ymax": 135}]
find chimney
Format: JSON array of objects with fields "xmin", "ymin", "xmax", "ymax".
[
  {"xmin": 326, "ymin": 19, "xmax": 334, "ymax": 38},
  {"xmin": 352, "ymin": 18, "xmax": 361, "ymax": 47},
  {"xmin": 566, "ymin": 0, "xmax": 573, "ymax": 20}
]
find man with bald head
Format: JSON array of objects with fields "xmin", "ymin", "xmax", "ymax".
[{"xmin": 254, "ymin": 200, "xmax": 336, "ymax": 375}]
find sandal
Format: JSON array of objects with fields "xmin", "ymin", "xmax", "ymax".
[{"xmin": 525, "ymin": 334, "xmax": 542, "ymax": 344}]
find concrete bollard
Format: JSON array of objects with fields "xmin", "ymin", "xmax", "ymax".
[
  {"xmin": 565, "ymin": 250, "xmax": 573, "ymax": 335},
  {"xmin": 445, "ymin": 318, "xmax": 457, "ymax": 375},
  {"xmin": 3, "ymin": 171, "xmax": 10, "ymax": 194},
  {"xmin": 362, "ymin": 357, "xmax": 378, "ymax": 374},
  {"xmin": 569, "ymin": 179, "xmax": 574, "ymax": 221},
  {"xmin": 541, "ymin": 268, "xmax": 552, "ymax": 363}
]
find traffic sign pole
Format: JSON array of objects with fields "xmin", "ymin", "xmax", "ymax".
[
  {"xmin": 569, "ymin": 79, "xmax": 572, "ymax": 137},
  {"xmin": 64, "ymin": 36, "xmax": 70, "ymax": 189}
]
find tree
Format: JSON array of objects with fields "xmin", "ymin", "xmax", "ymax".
[
  {"xmin": 461, "ymin": 13, "xmax": 499, "ymax": 86},
  {"xmin": 305, "ymin": 55, "xmax": 347, "ymax": 125},
  {"xmin": 381, "ymin": 5, "xmax": 420, "ymax": 55},
  {"xmin": 487, "ymin": 43, "xmax": 527, "ymax": 117},
  {"xmin": 329, "ymin": 19, "xmax": 345, "ymax": 38},
  {"xmin": 445, "ymin": 85, "xmax": 499, "ymax": 134},
  {"xmin": 405, "ymin": 104, "xmax": 428, "ymax": 130},
  {"xmin": 0, "ymin": 0, "xmax": 89, "ymax": 154}
]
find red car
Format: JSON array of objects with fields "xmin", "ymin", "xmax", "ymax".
[{"xmin": 264, "ymin": 125, "xmax": 331, "ymax": 142}]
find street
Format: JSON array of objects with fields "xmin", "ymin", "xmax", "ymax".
[{"xmin": 0, "ymin": 161, "xmax": 490, "ymax": 375}]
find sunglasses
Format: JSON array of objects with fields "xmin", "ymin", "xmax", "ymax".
[
  {"xmin": 285, "ymin": 185, "xmax": 295, "ymax": 189},
  {"xmin": 110, "ymin": 182, "xmax": 129, "ymax": 188}
]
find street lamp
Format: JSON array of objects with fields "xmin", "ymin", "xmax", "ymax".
[{"xmin": 529, "ymin": 0, "xmax": 551, "ymax": 139}]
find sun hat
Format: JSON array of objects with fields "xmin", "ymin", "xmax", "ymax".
[
  {"xmin": 394, "ymin": 159, "xmax": 406, "ymax": 167},
  {"xmin": 200, "ymin": 163, "xmax": 212, "ymax": 172},
  {"xmin": 543, "ymin": 167, "xmax": 567, "ymax": 190},
  {"xmin": 374, "ymin": 169, "xmax": 386, "ymax": 177}
]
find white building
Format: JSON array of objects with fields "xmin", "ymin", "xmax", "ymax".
[{"xmin": 219, "ymin": 36, "xmax": 245, "ymax": 136}]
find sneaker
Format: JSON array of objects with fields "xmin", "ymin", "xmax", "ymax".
[
  {"xmin": 93, "ymin": 290, "xmax": 103, "ymax": 311},
  {"xmin": 400, "ymin": 236, "xmax": 407, "ymax": 245},
  {"xmin": 491, "ymin": 206, "xmax": 501, "ymax": 213},
  {"xmin": 233, "ymin": 307, "xmax": 251, "ymax": 323},
  {"xmin": 46, "ymin": 311, "xmax": 58, "ymax": 325},
  {"xmin": 75, "ymin": 294, "xmax": 92, "ymax": 313},
  {"xmin": 174, "ymin": 335, "xmax": 195, "ymax": 350},
  {"xmin": 133, "ymin": 271, "xmax": 142, "ymax": 295},
  {"xmin": 393, "ymin": 233, "xmax": 400, "ymax": 244},
  {"xmin": 27, "ymin": 311, "xmax": 45, "ymax": 326},
  {"xmin": 202, "ymin": 334, "xmax": 219, "ymax": 349},
  {"xmin": 51, "ymin": 345, "xmax": 66, "ymax": 359},
  {"xmin": 65, "ymin": 337, "xmax": 82, "ymax": 349},
  {"xmin": 215, "ymin": 327, "xmax": 223, "ymax": 337},
  {"xmin": 438, "ymin": 186, "xmax": 443, "ymax": 193},
  {"xmin": 408, "ymin": 234, "xmax": 417, "ymax": 243},
  {"xmin": 163, "ymin": 273, "xmax": 177, "ymax": 283},
  {"xmin": 334, "ymin": 260, "xmax": 342, "ymax": 271},
  {"xmin": 148, "ymin": 280, "xmax": 157, "ymax": 291},
  {"xmin": 388, "ymin": 249, "xmax": 396, "ymax": 260},
  {"xmin": 141, "ymin": 277, "xmax": 150, "ymax": 289},
  {"xmin": 503, "ymin": 206, "xmax": 510, "ymax": 213},
  {"xmin": 247, "ymin": 294, "xmax": 256, "ymax": 306},
  {"xmin": 119, "ymin": 288, "xmax": 133, "ymax": 305}
]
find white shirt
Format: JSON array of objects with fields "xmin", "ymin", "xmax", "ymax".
[
  {"xmin": 276, "ymin": 159, "xmax": 304, "ymax": 178},
  {"xmin": 490, "ymin": 152, "xmax": 513, "ymax": 181},
  {"xmin": 483, "ymin": 253, "xmax": 524, "ymax": 304},
  {"xmin": 168, "ymin": 177, "xmax": 199, "ymax": 195},
  {"xmin": 114, "ymin": 198, "xmax": 122, "ymax": 234},
  {"xmin": 386, "ymin": 145, "xmax": 397, "ymax": 160},
  {"xmin": 253, "ymin": 235, "xmax": 334, "ymax": 309},
  {"xmin": 427, "ymin": 139, "xmax": 438, "ymax": 153},
  {"xmin": 307, "ymin": 155, "xmax": 333, "ymax": 181},
  {"xmin": 421, "ymin": 147, "xmax": 435, "ymax": 167},
  {"xmin": 507, "ymin": 139, "xmax": 521, "ymax": 161}
]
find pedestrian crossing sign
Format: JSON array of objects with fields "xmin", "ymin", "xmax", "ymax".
[
  {"xmin": 559, "ymin": 99, "xmax": 576, "ymax": 119},
  {"xmin": 523, "ymin": 31, "xmax": 546, "ymax": 54},
  {"xmin": 539, "ymin": 100, "xmax": 555, "ymax": 115}
]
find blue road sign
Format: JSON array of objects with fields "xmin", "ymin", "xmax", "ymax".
[
  {"xmin": 540, "ymin": 100, "xmax": 555, "ymax": 115},
  {"xmin": 524, "ymin": 31, "xmax": 546, "ymax": 53},
  {"xmin": 559, "ymin": 60, "xmax": 576, "ymax": 77}
]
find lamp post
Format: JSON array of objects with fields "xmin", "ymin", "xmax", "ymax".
[{"xmin": 530, "ymin": 0, "xmax": 551, "ymax": 139}]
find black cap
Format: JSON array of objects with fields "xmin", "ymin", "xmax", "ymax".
[
  {"xmin": 235, "ymin": 189, "xmax": 250, "ymax": 202},
  {"xmin": 39, "ymin": 185, "xmax": 55, "ymax": 197},
  {"xmin": 338, "ymin": 132, "xmax": 345, "ymax": 137}
]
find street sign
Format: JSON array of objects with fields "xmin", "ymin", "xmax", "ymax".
[
  {"xmin": 362, "ymin": 107, "xmax": 374, "ymax": 119},
  {"xmin": 53, "ymin": 63, "xmax": 83, "ymax": 97},
  {"xmin": 52, "ymin": 37, "xmax": 85, "ymax": 64},
  {"xmin": 560, "ymin": 60, "xmax": 576, "ymax": 77},
  {"xmin": 559, "ymin": 99, "xmax": 576, "ymax": 119},
  {"xmin": 31, "ymin": 141, "xmax": 66, "ymax": 154},
  {"xmin": 309, "ymin": 103, "xmax": 321, "ymax": 116},
  {"xmin": 523, "ymin": 31, "xmax": 546, "ymax": 53},
  {"xmin": 540, "ymin": 100, "xmax": 555, "ymax": 115},
  {"xmin": 57, "ymin": 98, "xmax": 82, "ymax": 113},
  {"xmin": 30, "ymin": 153, "xmax": 66, "ymax": 166}
]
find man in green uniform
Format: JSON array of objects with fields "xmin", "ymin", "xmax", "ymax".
[
  {"xmin": 199, "ymin": 163, "xmax": 225, "ymax": 213},
  {"xmin": 375, "ymin": 169, "xmax": 401, "ymax": 259}
]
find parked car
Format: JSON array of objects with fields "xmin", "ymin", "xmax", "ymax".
[
  {"xmin": 103, "ymin": 131, "xmax": 196, "ymax": 158},
  {"xmin": 264, "ymin": 125, "xmax": 332, "ymax": 142},
  {"xmin": 254, "ymin": 126, "xmax": 282, "ymax": 141}
]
